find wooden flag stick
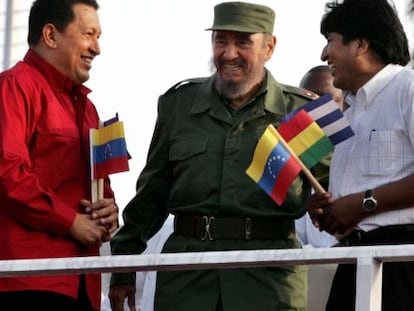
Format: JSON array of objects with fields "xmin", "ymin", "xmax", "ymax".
[
  {"xmin": 91, "ymin": 179, "xmax": 98, "ymax": 202},
  {"xmin": 97, "ymin": 178, "xmax": 104, "ymax": 200},
  {"xmin": 91, "ymin": 121, "xmax": 104, "ymax": 202},
  {"xmin": 91, "ymin": 178, "xmax": 104, "ymax": 202},
  {"xmin": 269, "ymin": 124, "xmax": 326, "ymax": 194}
]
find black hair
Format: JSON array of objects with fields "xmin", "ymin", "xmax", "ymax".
[
  {"xmin": 28, "ymin": 0, "xmax": 99, "ymax": 46},
  {"xmin": 320, "ymin": 0, "xmax": 410, "ymax": 66}
]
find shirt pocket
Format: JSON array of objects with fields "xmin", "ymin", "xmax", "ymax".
[
  {"xmin": 362, "ymin": 129, "xmax": 400, "ymax": 177},
  {"xmin": 168, "ymin": 136, "xmax": 209, "ymax": 206},
  {"xmin": 32, "ymin": 121, "xmax": 82, "ymax": 176},
  {"xmin": 169, "ymin": 138, "xmax": 208, "ymax": 161}
]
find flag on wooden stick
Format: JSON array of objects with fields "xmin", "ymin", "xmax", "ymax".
[{"xmin": 90, "ymin": 114, "xmax": 129, "ymax": 179}]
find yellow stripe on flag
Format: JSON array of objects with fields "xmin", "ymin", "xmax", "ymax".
[
  {"xmin": 246, "ymin": 126, "xmax": 278, "ymax": 182},
  {"xmin": 287, "ymin": 122, "xmax": 325, "ymax": 156},
  {"xmin": 91, "ymin": 121, "xmax": 125, "ymax": 146}
]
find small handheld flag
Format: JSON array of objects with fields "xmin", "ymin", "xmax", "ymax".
[
  {"xmin": 282, "ymin": 93, "xmax": 354, "ymax": 145},
  {"xmin": 246, "ymin": 125, "xmax": 302, "ymax": 205},
  {"xmin": 278, "ymin": 109, "xmax": 333, "ymax": 169},
  {"xmin": 90, "ymin": 115, "xmax": 129, "ymax": 180},
  {"xmin": 246, "ymin": 95, "xmax": 354, "ymax": 205},
  {"xmin": 90, "ymin": 114, "xmax": 129, "ymax": 201}
]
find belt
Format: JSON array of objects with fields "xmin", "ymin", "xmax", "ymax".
[
  {"xmin": 174, "ymin": 215, "xmax": 294, "ymax": 241},
  {"xmin": 340, "ymin": 224, "xmax": 414, "ymax": 246}
]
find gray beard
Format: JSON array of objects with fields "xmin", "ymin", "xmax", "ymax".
[
  {"xmin": 213, "ymin": 71, "xmax": 266, "ymax": 102},
  {"xmin": 214, "ymin": 75, "xmax": 248, "ymax": 100}
]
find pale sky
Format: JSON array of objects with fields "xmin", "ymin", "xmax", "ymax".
[{"xmin": 4, "ymin": 0, "xmax": 414, "ymax": 212}]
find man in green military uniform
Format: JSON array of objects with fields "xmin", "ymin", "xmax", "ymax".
[{"xmin": 109, "ymin": 2, "xmax": 328, "ymax": 310}]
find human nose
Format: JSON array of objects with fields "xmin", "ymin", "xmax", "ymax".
[
  {"xmin": 321, "ymin": 45, "xmax": 328, "ymax": 62},
  {"xmin": 91, "ymin": 37, "xmax": 101, "ymax": 56},
  {"xmin": 222, "ymin": 44, "xmax": 238, "ymax": 60}
]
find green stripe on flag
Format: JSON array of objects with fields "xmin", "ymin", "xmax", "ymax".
[{"xmin": 298, "ymin": 136, "xmax": 333, "ymax": 168}]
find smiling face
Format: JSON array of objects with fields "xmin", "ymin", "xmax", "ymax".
[
  {"xmin": 212, "ymin": 30, "xmax": 275, "ymax": 100},
  {"xmin": 321, "ymin": 32, "xmax": 361, "ymax": 93},
  {"xmin": 48, "ymin": 3, "xmax": 101, "ymax": 85}
]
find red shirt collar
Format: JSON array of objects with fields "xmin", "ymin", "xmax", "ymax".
[{"xmin": 23, "ymin": 49, "xmax": 91, "ymax": 97}]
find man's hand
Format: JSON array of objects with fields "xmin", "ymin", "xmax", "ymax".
[
  {"xmin": 69, "ymin": 198, "xmax": 119, "ymax": 247},
  {"xmin": 320, "ymin": 193, "xmax": 364, "ymax": 235},
  {"xmin": 68, "ymin": 213, "xmax": 108, "ymax": 247},
  {"xmin": 307, "ymin": 191, "xmax": 364, "ymax": 235},
  {"xmin": 109, "ymin": 284, "xmax": 136, "ymax": 311},
  {"xmin": 81, "ymin": 198, "xmax": 119, "ymax": 238},
  {"xmin": 306, "ymin": 191, "xmax": 333, "ymax": 230}
]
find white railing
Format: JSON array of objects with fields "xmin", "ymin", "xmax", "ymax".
[{"xmin": 1, "ymin": 244, "xmax": 414, "ymax": 311}]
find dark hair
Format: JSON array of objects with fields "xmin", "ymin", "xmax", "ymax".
[
  {"xmin": 320, "ymin": 0, "xmax": 410, "ymax": 66},
  {"xmin": 28, "ymin": 0, "xmax": 99, "ymax": 46},
  {"xmin": 305, "ymin": 65, "xmax": 331, "ymax": 74}
]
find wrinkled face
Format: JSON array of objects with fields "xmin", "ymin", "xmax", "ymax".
[
  {"xmin": 53, "ymin": 3, "xmax": 101, "ymax": 85},
  {"xmin": 321, "ymin": 32, "xmax": 359, "ymax": 93},
  {"xmin": 212, "ymin": 30, "xmax": 275, "ymax": 99}
]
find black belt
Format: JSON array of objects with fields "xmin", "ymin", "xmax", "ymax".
[
  {"xmin": 174, "ymin": 215, "xmax": 294, "ymax": 240},
  {"xmin": 340, "ymin": 224, "xmax": 414, "ymax": 246}
]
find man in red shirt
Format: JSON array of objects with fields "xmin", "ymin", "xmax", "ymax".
[{"xmin": 0, "ymin": 1, "xmax": 118, "ymax": 310}]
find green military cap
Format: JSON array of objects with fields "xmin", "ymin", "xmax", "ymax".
[{"xmin": 206, "ymin": 1, "xmax": 275, "ymax": 34}]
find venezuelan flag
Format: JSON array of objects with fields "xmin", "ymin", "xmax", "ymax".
[
  {"xmin": 246, "ymin": 126, "xmax": 302, "ymax": 205},
  {"xmin": 278, "ymin": 109, "xmax": 333, "ymax": 168},
  {"xmin": 90, "ymin": 120, "xmax": 129, "ymax": 179}
]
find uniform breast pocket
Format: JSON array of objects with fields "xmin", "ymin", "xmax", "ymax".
[
  {"xmin": 169, "ymin": 138, "xmax": 208, "ymax": 161},
  {"xmin": 168, "ymin": 136, "xmax": 209, "ymax": 205},
  {"xmin": 362, "ymin": 129, "xmax": 401, "ymax": 176}
]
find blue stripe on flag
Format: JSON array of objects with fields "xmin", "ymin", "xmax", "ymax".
[
  {"xmin": 257, "ymin": 142, "xmax": 290, "ymax": 194},
  {"xmin": 93, "ymin": 138, "xmax": 128, "ymax": 164},
  {"xmin": 329, "ymin": 126, "xmax": 355, "ymax": 145},
  {"xmin": 315, "ymin": 108, "xmax": 342, "ymax": 128},
  {"xmin": 281, "ymin": 94, "xmax": 333, "ymax": 123},
  {"xmin": 302, "ymin": 94, "xmax": 332, "ymax": 113}
]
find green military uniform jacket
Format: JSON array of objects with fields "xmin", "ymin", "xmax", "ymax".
[{"xmin": 111, "ymin": 70, "xmax": 328, "ymax": 311}]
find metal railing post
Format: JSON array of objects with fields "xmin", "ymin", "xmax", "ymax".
[{"xmin": 356, "ymin": 256, "xmax": 382, "ymax": 311}]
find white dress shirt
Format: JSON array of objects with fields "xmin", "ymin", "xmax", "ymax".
[
  {"xmin": 330, "ymin": 64, "xmax": 414, "ymax": 232},
  {"xmin": 295, "ymin": 213, "xmax": 338, "ymax": 248}
]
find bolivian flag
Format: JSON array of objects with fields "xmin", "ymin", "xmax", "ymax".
[
  {"xmin": 282, "ymin": 93, "xmax": 354, "ymax": 146},
  {"xmin": 278, "ymin": 109, "xmax": 333, "ymax": 168}
]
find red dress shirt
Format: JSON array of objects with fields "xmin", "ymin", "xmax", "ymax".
[{"xmin": 0, "ymin": 49, "xmax": 114, "ymax": 310}]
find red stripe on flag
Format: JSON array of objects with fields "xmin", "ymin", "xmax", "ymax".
[
  {"xmin": 269, "ymin": 156, "xmax": 302, "ymax": 205},
  {"xmin": 278, "ymin": 110, "xmax": 314, "ymax": 142},
  {"xmin": 93, "ymin": 155, "xmax": 129, "ymax": 179}
]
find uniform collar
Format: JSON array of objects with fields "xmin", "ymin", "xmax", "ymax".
[{"xmin": 262, "ymin": 71, "xmax": 288, "ymax": 116}]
